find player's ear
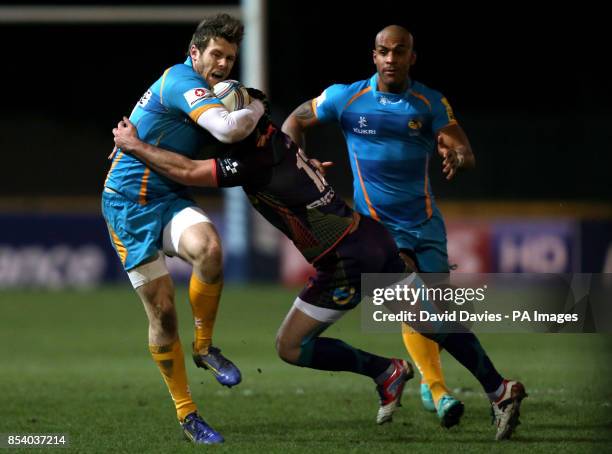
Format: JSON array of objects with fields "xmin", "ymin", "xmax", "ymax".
[
  {"xmin": 372, "ymin": 49, "xmax": 377, "ymax": 64},
  {"xmin": 410, "ymin": 51, "xmax": 417, "ymax": 65},
  {"xmin": 189, "ymin": 44, "xmax": 200, "ymax": 60}
]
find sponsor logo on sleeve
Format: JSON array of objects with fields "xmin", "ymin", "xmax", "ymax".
[
  {"xmin": 138, "ymin": 89, "xmax": 152, "ymax": 108},
  {"xmin": 183, "ymin": 87, "xmax": 213, "ymax": 107}
]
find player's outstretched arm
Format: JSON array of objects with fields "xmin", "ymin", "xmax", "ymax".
[
  {"xmin": 437, "ymin": 123, "xmax": 475, "ymax": 180},
  {"xmin": 281, "ymin": 99, "xmax": 319, "ymax": 150},
  {"xmin": 113, "ymin": 117, "xmax": 217, "ymax": 187}
]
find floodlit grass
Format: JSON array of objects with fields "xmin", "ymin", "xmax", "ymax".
[{"xmin": 1, "ymin": 285, "xmax": 611, "ymax": 452}]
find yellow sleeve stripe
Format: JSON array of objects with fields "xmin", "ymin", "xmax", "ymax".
[
  {"xmin": 159, "ymin": 67, "xmax": 171, "ymax": 105},
  {"xmin": 440, "ymin": 96, "xmax": 457, "ymax": 123},
  {"xmin": 311, "ymin": 98, "xmax": 318, "ymax": 119},
  {"xmin": 188, "ymin": 102, "xmax": 224, "ymax": 122}
]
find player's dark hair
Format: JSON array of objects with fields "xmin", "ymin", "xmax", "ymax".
[{"xmin": 189, "ymin": 14, "xmax": 244, "ymax": 52}]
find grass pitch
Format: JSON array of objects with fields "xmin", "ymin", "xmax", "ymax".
[{"xmin": 1, "ymin": 285, "xmax": 611, "ymax": 453}]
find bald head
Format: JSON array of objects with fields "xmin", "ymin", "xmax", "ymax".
[
  {"xmin": 375, "ymin": 25, "xmax": 413, "ymax": 49},
  {"xmin": 372, "ymin": 25, "xmax": 416, "ymax": 93}
]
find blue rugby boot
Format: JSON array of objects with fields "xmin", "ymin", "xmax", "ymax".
[
  {"xmin": 193, "ymin": 344, "xmax": 242, "ymax": 387},
  {"xmin": 181, "ymin": 412, "xmax": 224, "ymax": 445}
]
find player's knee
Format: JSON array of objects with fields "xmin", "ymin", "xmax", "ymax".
[
  {"xmin": 206, "ymin": 241, "xmax": 223, "ymax": 269},
  {"xmin": 190, "ymin": 239, "xmax": 223, "ymax": 274}
]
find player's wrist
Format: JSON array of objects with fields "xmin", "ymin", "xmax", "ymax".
[{"xmin": 126, "ymin": 138, "xmax": 144, "ymax": 153}]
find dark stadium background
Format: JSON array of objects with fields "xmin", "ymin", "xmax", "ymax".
[
  {"xmin": 0, "ymin": 1, "xmax": 608, "ymax": 201},
  {"xmin": 1, "ymin": 4, "xmax": 611, "ymax": 451}
]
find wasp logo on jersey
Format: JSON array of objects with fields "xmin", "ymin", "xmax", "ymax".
[
  {"xmin": 407, "ymin": 118, "xmax": 424, "ymax": 137},
  {"xmin": 408, "ymin": 119, "xmax": 423, "ymax": 130},
  {"xmin": 183, "ymin": 87, "xmax": 213, "ymax": 107}
]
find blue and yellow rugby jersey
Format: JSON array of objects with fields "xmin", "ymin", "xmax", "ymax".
[
  {"xmin": 313, "ymin": 74, "xmax": 457, "ymax": 228},
  {"xmin": 104, "ymin": 57, "xmax": 224, "ymax": 204}
]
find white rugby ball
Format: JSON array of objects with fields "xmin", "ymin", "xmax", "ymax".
[{"xmin": 213, "ymin": 79, "xmax": 250, "ymax": 111}]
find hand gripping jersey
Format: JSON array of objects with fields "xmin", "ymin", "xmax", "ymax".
[
  {"xmin": 313, "ymin": 74, "xmax": 457, "ymax": 228},
  {"xmin": 104, "ymin": 57, "xmax": 224, "ymax": 204},
  {"xmin": 223, "ymin": 128, "xmax": 355, "ymax": 263}
]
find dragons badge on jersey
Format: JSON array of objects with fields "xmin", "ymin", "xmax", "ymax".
[{"xmin": 332, "ymin": 286, "xmax": 357, "ymax": 306}]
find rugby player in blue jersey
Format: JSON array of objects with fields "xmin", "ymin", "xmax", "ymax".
[
  {"xmin": 102, "ymin": 15, "xmax": 266, "ymax": 444},
  {"xmin": 112, "ymin": 112, "xmax": 527, "ymax": 441},
  {"xmin": 283, "ymin": 25, "xmax": 474, "ymax": 428}
]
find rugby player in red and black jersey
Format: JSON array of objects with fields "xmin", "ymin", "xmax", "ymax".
[{"xmin": 112, "ymin": 112, "xmax": 526, "ymax": 440}]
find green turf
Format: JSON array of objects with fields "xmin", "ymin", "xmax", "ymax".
[{"xmin": 1, "ymin": 285, "xmax": 611, "ymax": 453}]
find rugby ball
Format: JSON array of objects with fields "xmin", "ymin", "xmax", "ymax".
[{"xmin": 213, "ymin": 79, "xmax": 250, "ymax": 111}]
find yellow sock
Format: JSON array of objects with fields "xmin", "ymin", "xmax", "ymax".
[
  {"xmin": 401, "ymin": 323, "xmax": 450, "ymax": 405},
  {"xmin": 189, "ymin": 273, "xmax": 223, "ymax": 354},
  {"xmin": 149, "ymin": 339, "xmax": 198, "ymax": 421}
]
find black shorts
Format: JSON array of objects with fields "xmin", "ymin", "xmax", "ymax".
[{"xmin": 298, "ymin": 215, "xmax": 405, "ymax": 315}]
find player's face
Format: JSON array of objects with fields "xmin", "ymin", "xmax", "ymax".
[
  {"xmin": 373, "ymin": 32, "xmax": 415, "ymax": 93},
  {"xmin": 191, "ymin": 37, "xmax": 238, "ymax": 88}
]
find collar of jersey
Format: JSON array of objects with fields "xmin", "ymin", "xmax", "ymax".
[
  {"xmin": 370, "ymin": 73, "xmax": 413, "ymax": 100},
  {"xmin": 184, "ymin": 56, "xmax": 193, "ymax": 66}
]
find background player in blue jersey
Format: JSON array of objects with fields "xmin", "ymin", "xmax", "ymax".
[
  {"xmin": 282, "ymin": 25, "xmax": 475, "ymax": 428},
  {"xmin": 102, "ymin": 14, "xmax": 266, "ymax": 444}
]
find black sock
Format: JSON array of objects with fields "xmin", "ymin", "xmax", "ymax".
[
  {"xmin": 297, "ymin": 336, "xmax": 391, "ymax": 379},
  {"xmin": 429, "ymin": 332, "xmax": 503, "ymax": 393}
]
